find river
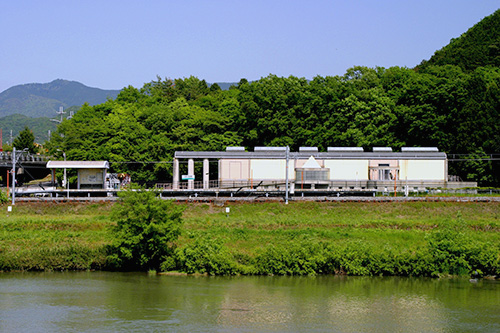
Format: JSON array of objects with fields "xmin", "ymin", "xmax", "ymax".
[{"xmin": 1, "ymin": 272, "xmax": 498, "ymax": 332}]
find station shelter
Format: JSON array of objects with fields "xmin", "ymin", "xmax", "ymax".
[{"xmin": 46, "ymin": 161, "xmax": 110, "ymax": 189}]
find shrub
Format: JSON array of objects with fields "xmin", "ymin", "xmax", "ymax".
[
  {"xmin": 176, "ymin": 237, "xmax": 237, "ymax": 275},
  {"xmin": 426, "ymin": 229, "xmax": 499, "ymax": 276},
  {"xmin": 107, "ymin": 186, "xmax": 184, "ymax": 271},
  {"xmin": 0, "ymin": 189, "xmax": 8, "ymax": 204},
  {"xmin": 255, "ymin": 242, "xmax": 327, "ymax": 276}
]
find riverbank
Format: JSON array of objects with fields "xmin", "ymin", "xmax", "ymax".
[{"xmin": 0, "ymin": 201, "xmax": 498, "ymax": 276}]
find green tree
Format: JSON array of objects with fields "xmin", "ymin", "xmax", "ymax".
[
  {"xmin": 209, "ymin": 82, "xmax": 221, "ymax": 93},
  {"xmin": 46, "ymin": 67, "xmax": 499, "ymax": 187},
  {"xmin": 107, "ymin": 186, "xmax": 185, "ymax": 271},
  {"xmin": 456, "ymin": 147, "xmax": 495, "ymax": 186},
  {"xmin": 236, "ymin": 75, "xmax": 310, "ymax": 148},
  {"xmin": 174, "ymin": 76, "xmax": 210, "ymax": 101},
  {"xmin": 13, "ymin": 126, "xmax": 36, "ymax": 154}
]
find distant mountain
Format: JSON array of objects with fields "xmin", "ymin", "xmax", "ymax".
[
  {"xmin": 0, "ymin": 79, "xmax": 120, "ymax": 118},
  {"xmin": 418, "ymin": 9, "xmax": 500, "ymax": 71},
  {"xmin": 212, "ymin": 82, "xmax": 237, "ymax": 90}
]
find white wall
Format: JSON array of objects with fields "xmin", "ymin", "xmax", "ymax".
[
  {"xmin": 220, "ymin": 159, "xmax": 250, "ymax": 180},
  {"xmin": 324, "ymin": 160, "xmax": 369, "ymax": 180},
  {"xmin": 399, "ymin": 160, "xmax": 446, "ymax": 180},
  {"xmin": 220, "ymin": 157, "xmax": 445, "ymax": 182},
  {"xmin": 251, "ymin": 159, "xmax": 293, "ymax": 180}
]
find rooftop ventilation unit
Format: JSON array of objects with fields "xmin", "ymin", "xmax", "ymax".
[
  {"xmin": 226, "ymin": 146, "xmax": 245, "ymax": 152},
  {"xmin": 254, "ymin": 146, "xmax": 287, "ymax": 152},
  {"xmin": 401, "ymin": 147, "xmax": 439, "ymax": 152},
  {"xmin": 373, "ymin": 147, "xmax": 393, "ymax": 152},
  {"xmin": 327, "ymin": 147, "xmax": 364, "ymax": 152},
  {"xmin": 299, "ymin": 147, "xmax": 318, "ymax": 152}
]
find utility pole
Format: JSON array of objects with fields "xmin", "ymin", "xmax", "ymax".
[
  {"xmin": 57, "ymin": 149, "xmax": 68, "ymax": 198},
  {"xmin": 12, "ymin": 147, "xmax": 16, "ymax": 205},
  {"xmin": 285, "ymin": 146, "xmax": 289, "ymax": 204},
  {"xmin": 11, "ymin": 147, "xmax": 28, "ymax": 205},
  {"xmin": 51, "ymin": 106, "xmax": 66, "ymax": 123},
  {"xmin": 64, "ymin": 152, "xmax": 68, "ymax": 199}
]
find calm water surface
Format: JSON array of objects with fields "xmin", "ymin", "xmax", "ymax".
[{"xmin": 0, "ymin": 272, "xmax": 498, "ymax": 332}]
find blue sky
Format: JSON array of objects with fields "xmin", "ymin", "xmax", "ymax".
[{"xmin": 1, "ymin": 1, "xmax": 498, "ymax": 93}]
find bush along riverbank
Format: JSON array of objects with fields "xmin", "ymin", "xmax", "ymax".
[
  {"xmin": 173, "ymin": 229, "xmax": 499, "ymax": 277},
  {"xmin": 0, "ymin": 199, "xmax": 498, "ymax": 277}
]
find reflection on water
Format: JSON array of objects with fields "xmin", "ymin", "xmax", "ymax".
[{"xmin": 0, "ymin": 272, "xmax": 498, "ymax": 332}]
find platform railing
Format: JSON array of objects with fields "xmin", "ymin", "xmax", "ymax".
[{"xmin": 155, "ymin": 179, "xmax": 470, "ymax": 193}]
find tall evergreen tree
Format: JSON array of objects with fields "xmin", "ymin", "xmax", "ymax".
[{"xmin": 13, "ymin": 126, "xmax": 36, "ymax": 154}]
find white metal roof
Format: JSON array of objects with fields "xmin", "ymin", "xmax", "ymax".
[
  {"xmin": 254, "ymin": 146, "xmax": 287, "ymax": 152},
  {"xmin": 373, "ymin": 147, "xmax": 393, "ymax": 152},
  {"xmin": 328, "ymin": 147, "xmax": 364, "ymax": 152},
  {"xmin": 226, "ymin": 146, "xmax": 246, "ymax": 152},
  {"xmin": 401, "ymin": 147, "xmax": 439, "ymax": 152},
  {"xmin": 175, "ymin": 150, "xmax": 447, "ymax": 160},
  {"xmin": 299, "ymin": 147, "xmax": 319, "ymax": 152},
  {"xmin": 46, "ymin": 161, "xmax": 110, "ymax": 169}
]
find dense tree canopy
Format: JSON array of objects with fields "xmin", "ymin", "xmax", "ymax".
[{"xmin": 46, "ymin": 67, "xmax": 499, "ymax": 186}]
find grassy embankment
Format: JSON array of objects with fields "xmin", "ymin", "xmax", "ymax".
[{"xmin": 0, "ymin": 201, "xmax": 498, "ymax": 276}]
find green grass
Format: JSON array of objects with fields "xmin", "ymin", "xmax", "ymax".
[
  {"xmin": 0, "ymin": 202, "xmax": 113, "ymax": 271},
  {"xmin": 0, "ymin": 201, "xmax": 498, "ymax": 275},
  {"xmin": 183, "ymin": 201, "xmax": 499, "ymax": 230},
  {"xmin": 177, "ymin": 201, "xmax": 499, "ymax": 276}
]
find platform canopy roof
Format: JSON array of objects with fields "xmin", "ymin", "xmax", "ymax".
[
  {"xmin": 175, "ymin": 147, "xmax": 447, "ymax": 160},
  {"xmin": 46, "ymin": 161, "xmax": 109, "ymax": 169}
]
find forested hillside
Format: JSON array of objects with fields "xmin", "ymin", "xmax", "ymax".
[
  {"xmin": 0, "ymin": 114, "xmax": 55, "ymax": 143},
  {"xmin": 0, "ymin": 79, "xmax": 120, "ymax": 118},
  {"xmin": 46, "ymin": 66, "xmax": 499, "ymax": 186},
  {"xmin": 418, "ymin": 9, "xmax": 500, "ymax": 71}
]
